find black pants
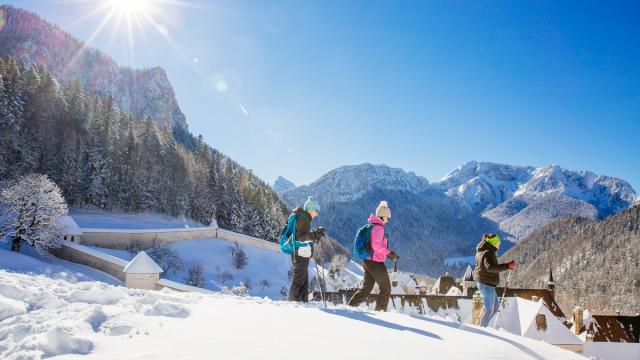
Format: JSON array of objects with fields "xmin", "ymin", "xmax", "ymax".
[
  {"xmin": 288, "ymin": 255, "xmax": 310, "ymax": 302},
  {"xmin": 347, "ymin": 260, "xmax": 391, "ymax": 311}
]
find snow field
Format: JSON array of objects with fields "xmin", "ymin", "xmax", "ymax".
[{"xmin": 0, "ymin": 270, "xmax": 586, "ymax": 360}]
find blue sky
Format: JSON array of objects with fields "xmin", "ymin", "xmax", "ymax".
[{"xmin": 9, "ymin": 0, "xmax": 640, "ymax": 190}]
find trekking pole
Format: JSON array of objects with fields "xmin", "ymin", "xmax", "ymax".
[
  {"xmin": 389, "ymin": 260, "xmax": 398, "ymax": 310},
  {"xmin": 316, "ymin": 241, "xmax": 328, "ymax": 309},
  {"xmin": 313, "ymin": 256, "xmax": 326, "ymax": 307},
  {"xmin": 492, "ymin": 269, "xmax": 513, "ymax": 329}
]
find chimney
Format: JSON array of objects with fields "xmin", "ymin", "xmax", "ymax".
[
  {"xmin": 535, "ymin": 314, "xmax": 547, "ymax": 331},
  {"xmin": 573, "ymin": 306, "xmax": 584, "ymax": 335}
]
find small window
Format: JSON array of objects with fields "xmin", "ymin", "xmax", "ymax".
[
  {"xmin": 64, "ymin": 236, "xmax": 67, "ymax": 240},
  {"xmin": 71, "ymin": 236, "xmax": 75, "ymax": 242}
]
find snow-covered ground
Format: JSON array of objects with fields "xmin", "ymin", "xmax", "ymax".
[
  {"xmin": 0, "ymin": 244, "xmax": 121, "ymax": 286},
  {"xmin": 70, "ymin": 210, "xmax": 206, "ymax": 229},
  {"xmin": 87, "ymin": 239, "xmax": 321, "ymax": 299},
  {"xmin": 88, "ymin": 238, "xmax": 364, "ymax": 299},
  {"xmin": 0, "ymin": 269, "xmax": 586, "ymax": 360}
]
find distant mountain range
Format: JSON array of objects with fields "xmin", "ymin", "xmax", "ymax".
[
  {"xmin": 280, "ymin": 162, "xmax": 638, "ymax": 275},
  {"xmin": 501, "ymin": 205, "xmax": 640, "ymax": 315},
  {"xmin": 0, "ymin": 5, "xmax": 186, "ymax": 129}
]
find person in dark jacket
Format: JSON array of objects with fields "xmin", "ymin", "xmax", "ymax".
[
  {"xmin": 474, "ymin": 233, "xmax": 515, "ymax": 327},
  {"xmin": 288, "ymin": 196, "xmax": 325, "ymax": 302},
  {"xmin": 347, "ymin": 201, "xmax": 399, "ymax": 311}
]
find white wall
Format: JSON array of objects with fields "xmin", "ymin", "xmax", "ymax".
[{"xmin": 583, "ymin": 342, "xmax": 640, "ymax": 360}]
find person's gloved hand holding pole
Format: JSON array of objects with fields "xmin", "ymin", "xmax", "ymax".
[{"xmin": 387, "ymin": 251, "xmax": 399, "ymax": 261}]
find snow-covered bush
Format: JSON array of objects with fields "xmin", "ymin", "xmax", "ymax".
[
  {"xmin": 230, "ymin": 283, "xmax": 248, "ymax": 297},
  {"xmin": 0, "ymin": 174, "xmax": 68, "ymax": 253},
  {"xmin": 184, "ymin": 263, "xmax": 205, "ymax": 288}
]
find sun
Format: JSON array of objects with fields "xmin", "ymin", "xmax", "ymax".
[{"xmin": 108, "ymin": 0, "xmax": 152, "ymax": 16}]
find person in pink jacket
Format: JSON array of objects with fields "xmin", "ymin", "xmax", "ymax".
[{"xmin": 347, "ymin": 201, "xmax": 399, "ymax": 311}]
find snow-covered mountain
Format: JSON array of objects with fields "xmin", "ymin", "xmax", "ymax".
[
  {"xmin": 272, "ymin": 176, "xmax": 296, "ymax": 193},
  {"xmin": 0, "ymin": 5, "xmax": 186, "ymax": 129},
  {"xmin": 281, "ymin": 161, "xmax": 638, "ymax": 275},
  {"xmin": 438, "ymin": 161, "xmax": 639, "ymax": 240},
  {"xmin": 283, "ymin": 163, "xmax": 430, "ymax": 205}
]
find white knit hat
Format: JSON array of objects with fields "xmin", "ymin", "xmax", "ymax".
[{"xmin": 376, "ymin": 201, "xmax": 391, "ymax": 219}]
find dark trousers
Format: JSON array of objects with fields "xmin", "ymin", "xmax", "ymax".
[
  {"xmin": 288, "ymin": 255, "xmax": 310, "ymax": 302},
  {"xmin": 347, "ymin": 260, "xmax": 391, "ymax": 311}
]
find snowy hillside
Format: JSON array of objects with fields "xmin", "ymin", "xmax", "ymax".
[
  {"xmin": 89, "ymin": 238, "xmax": 361, "ymax": 299},
  {"xmin": 0, "ymin": 270, "xmax": 585, "ymax": 360}
]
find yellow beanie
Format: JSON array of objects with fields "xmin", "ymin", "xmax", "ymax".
[{"xmin": 376, "ymin": 201, "xmax": 391, "ymax": 219}]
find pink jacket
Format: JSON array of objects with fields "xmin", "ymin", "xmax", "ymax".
[{"xmin": 368, "ymin": 214, "xmax": 391, "ymax": 262}]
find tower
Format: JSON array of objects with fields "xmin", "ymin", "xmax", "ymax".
[{"xmin": 547, "ymin": 266, "xmax": 555, "ymax": 299}]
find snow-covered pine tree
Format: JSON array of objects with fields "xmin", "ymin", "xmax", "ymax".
[
  {"xmin": 0, "ymin": 173, "xmax": 68, "ymax": 252},
  {"xmin": 83, "ymin": 147, "xmax": 110, "ymax": 209}
]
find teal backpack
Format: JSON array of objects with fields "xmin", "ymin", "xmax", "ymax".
[
  {"xmin": 279, "ymin": 212, "xmax": 312, "ymax": 255},
  {"xmin": 354, "ymin": 223, "xmax": 376, "ymax": 259}
]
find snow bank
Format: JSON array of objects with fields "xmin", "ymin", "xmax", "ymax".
[{"xmin": 0, "ymin": 270, "xmax": 585, "ymax": 360}]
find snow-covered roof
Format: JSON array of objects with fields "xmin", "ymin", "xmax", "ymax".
[
  {"xmin": 55, "ymin": 215, "xmax": 82, "ymax": 235},
  {"xmin": 496, "ymin": 298, "xmax": 582, "ymax": 345},
  {"xmin": 463, "ymin": 265, "xmax": 474, "ymax": 282},
  {"xmin": 123, "ymin": 251, "xmax": 164, "ymax": 274}
]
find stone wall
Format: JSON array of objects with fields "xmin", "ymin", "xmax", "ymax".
[
  {"xmin": 77, "ymin": 227, "xmax": 279, "ymax": 252},
  {"xmin": 52, "ymin": 241, "xmax": 128, "ymax": 281}
]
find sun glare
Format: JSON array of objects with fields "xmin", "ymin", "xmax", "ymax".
[{"xmin": 108, "ymin": 0, "xmax": 152, "ymax": 16}]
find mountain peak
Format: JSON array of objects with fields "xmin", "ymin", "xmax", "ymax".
[
  {"xmin": 273, "ymin": 176, "xmax": 296, "ymax": 193},
  {"xmin": 282, "ymin": 163, "xmax": 430, "ymax": 203}
]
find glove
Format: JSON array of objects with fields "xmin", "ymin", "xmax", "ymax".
[
  {"xmin": 313, "ymin": 227, "xmax": 326, "ymax": 239},
  {"xmin": 387, "ymin": 251, "xmax": 399, "ymax": 261},
  {"xmin": 507, "ymin": 260, "xmax": 516, "ymax": 270}
]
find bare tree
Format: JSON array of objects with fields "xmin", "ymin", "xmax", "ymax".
[
  {"xmin": 185, "ymin": 262, "xmax": 205, "ymax": 288},
  {"xmin": 260, "ymin": 279, "xmax": 272, "ymax": 290},
  {"xmin": 147, "ymin": 245, "xmax": 184, "ymax": 276},
  {"xmin": 221, "ymin": 270, "xmax": 234, "ymax": 284},
  {"xmin": 229, "ymin": 241, "xmax": 248, "ymax": 269}
]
